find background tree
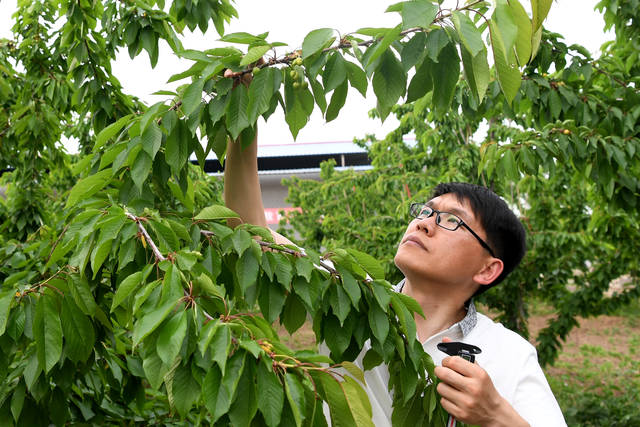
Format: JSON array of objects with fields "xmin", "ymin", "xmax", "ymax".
[
  {"xmin": 282, "ymin": 0, "xmax": 640, "ymax": 367},
  {"xmin": 1, "ymin": 0, "xmax": 551, "ymax": 425}
]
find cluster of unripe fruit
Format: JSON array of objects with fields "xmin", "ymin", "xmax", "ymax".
[{"xmin": 289, "ymin": 57, "xmax": 308, "ymax": 89}]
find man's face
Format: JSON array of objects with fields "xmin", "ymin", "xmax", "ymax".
[{"xmin": 394, "ymin": 193, "xmax": 492, "ymax": 288}]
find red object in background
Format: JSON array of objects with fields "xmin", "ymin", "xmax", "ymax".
[{"xmin": 264, "ymin": 207, "xmax": 301, "ymax": 225}]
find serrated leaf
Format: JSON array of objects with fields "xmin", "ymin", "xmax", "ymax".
[
  {"xmin": 372, "ymin": 50, "xmax": 406, "ymax": 120},
  {"xmin": 460, "ymin": 44, "xmax": 490, "ymax": 104},
  {"xmin": 257, "ymin": 361, "xmax": 284, "ymax": 427},
  {"xmin": 240, "ymin": 44, "xmax": 271, "ymax": 67},
  {"xmin": 94, "ymin": 114, "xmax": 133, "ymax": 152},
  {"xmin": 157, "ymin": 309, "xmax": 187, "ymax": 365},
  {"xmin": 171, "ymin": 364, "xmax": 201, "ymax": 417},
  {"xmin": 132, "ymin": 300, "xmax": 176, "ymax": 346},
  {"xmin": 489, "ymin": 21, "xmax": 521, "ymax": 104},
  {"xmin": 430, "ymin": 41, "xmax": 460, "ymax": 113},
  {"xmin": 141, "ymin": 122, "xmax": 162, "ymax": 159},
  {"xmin": 60, "ymin": 297, "xmax": 95, "ymax": 363},
  {"xmin": 325, "ymin": 80, "xmax": 348, "ymax": 122},
  {"xmin": 236, "ymin": 249, "xmax": 259, "ymax": 293},
  {"xmin": 225, "ymin": 84, "xmax": 250, "ymax": 140},
  {"xmin": 0, "ymin": 291, "xmax": 15, "ymax": 335},
  {"xmin": 195, "ymin": 205, "xmax": 240, "ymax": 220},
  {"xmin": 368, "ymin": 302, "xmax": 389, "ymax": 343},
  {"xmin": 259, "ymin": 280, "xmax": 286, "ymax": 323},
  {"xmin": 131, "ymin": 151, "xmax": 152, "ymax": 192},
  {"xmin": 33, "ymin": 294, "xmax": 62, "ymax": 373},
  {"xmin": 509, "ymin": 0, "xmax": 532, "ymax": 65},
  {"xmin": 452, "ymin": 11, "xmax": 484, "ymax": 57},
  {"xmin": 247, "ymin": 67, "xmax": 277, "ymax": 123},
  {"xmin": 401, "ymin": 1, "xmax": 438, "ymax": 30},
  {"xmin": 345, "ymin": 248, "xmax": 385, "ymax": 280},
  {"xmin": 182, "ymin": 77, "xmax": 205, "ymax": 116},
  {"xmin": 313, "ymin": 371, "xmax": 357, "ymax": 427},
  {"xmin": 66, "ymin": 169, "xmax": 113, "ymax": 208},
  {"xmin": 531, "ymin": 0, "xmax": 552, "ymax": 32},
  {"xmin": 323, "ymin": 52, "xmax": 347, "ymax": 93},
  {"xmin": 281, "ymin": 293, "xmax": 307, "ymax": 334},
  {"xmin": 284, "ymin": 373, "xmax": 306, "ymax": 427},
  {"xmin": 111, "ymin": 271, "xmax": 143, "ymax": 312},
  {"xmin": 302, "ymin": 28, "xmax": 335, "ymax": 59},
  {"xmin": 345, "ymin": 61, "xmax": 368, "ymax": 97}
]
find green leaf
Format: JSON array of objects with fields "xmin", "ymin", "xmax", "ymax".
[
  {"xmin": 225, "ymin": 84, "xmax": 250, "ymax": 140},
  {"xmin": 365, "ymin": 25, "xmax": 402, "ymax": 68},
  {"xmin": 508, "ymin": 0, "xmax": 532, "ymax": 65},
  {"xmin": 33, "ymin": 294, "xmax": 63, "ymax": 373},
  {"xmin": 531, "ymin": 0, "xmax": 552, "ymax": 32},
  {"xmin": 259, "ymin": 281, "xmax": 286, "ymax": 323},
  {"xmin": 406, "ymin": 56, "xmax": 433, "ymax": 103},
  {"xmin": 0, "ymin": 291, "xmax": 15, "ymax": 335},
  {"xmin": 220, "ymin": 31, "xmax": 267, "ymax": 44},
  {"xmin": 323, "ymin": 52, "xmax": 347, "ymax": 93},
  {"xmin": 430, "ymin": 42, "xmax": 460, "ymax": 113},
  {"xmin": 336, "ymin": 266, "xmax": 361, "ymax": 307},
  {"xmin": 272, "ymin": 253, "xmax": 294, "ymax": 289},
  {"xmin": 141, "ymin": 122, "xmax": 163, "ymax": 160},
  {"xmin": 69, "ymin": 276, "xmax": 98, "ymax": 316},
  {"xmin": 132, "ymin": 300, "xmax": 176, "ymax": 346},
  {"xmin": 460, "ymin": 44, "xmax": 490, "ymax": 104},
  {"xmin": 60, "ymin": 297, "xmax": 95, "ymax": 363},
  {"xmin": 143, "ymin": 351, "xmax": 169, "ymax": 390},
  {"xmin": 203, "ymin": 367, "xmax": 226, "ymax": 422},
  {"xmin": 131, "ymin": 151, "xmax": 152, "ymax": 192},
  {"xmin": 395, "ymin": 292, "xmax": 425, "ymax": 319},
  {"xmin": 171, "ymin": 364, "xmax": 201, "ymax": 417},
  {"xmin": 345, "ymin": 61, "xmax": 368, "ymax": 97},
  {"xmin": 94, "ymin": 114, "xmax": 133, "ymax": 152},
  {"xmin": 281, "ymin": 293, "xmax": 307, "ymax": 334},
  {"xmin": 401, "ymin": 1, "xmax": 438, "ymax": 30},
  {"xmin": 240, "ymin": 44, "xmax": 271, "ymax": 67},
  {"xmin": 346, "ymin": 248, "xmax": 385, "ymax": 280},
  {"xmin": 309, "ymin": 78, "xmax": 327, "ymax": 114},
  {"xmin": 452, "ymin": 11, "xmax": 484, "ymax": 57},
  {"xmin": 236, "ymin": 249, "xmax": 259, "ymax": 293},
  {"xmin": 368, "ymin": 301, "xmax": 389, "ymax": 343},
  {"xmin": 257, "ymin": 361, "xmax": 284, "ymax": 427},
  {"xmin": 284, "ymin": 373, "xmax": 306, "ymax": 427},
  {"xmin": 372, "ymin": 50, "xmax": 406, "ymax": 120},
  {"xmin": 247, "ymin": 67, "xmax": 277, "ymax": 123},
  {"xmin": 181, "ymin": 77, "xmax": 205, "ymax": 116},
  {"xmin": 210, "ymin": 324, "xmax": 231, "ymax": 373},
  {"xmin": 66, "ymin": 169, "xmax": 113, "ymax": 208},
  {"xmin": 157, "ymin": 309, "xmax": 187, "ymax": 365},
  {"xmin": 313, "ymin": 371, "xmax": 357, "ymax": 427},
  {"xmin": 302, "ymin": 28, "xmax": 335, "ymax": 59},
  {"xmin": 325, "ymin": 80, "xmax": 348, "ymax": 122},
  {"xmin": 229, "ymin": 362, "xmax": 259, "ymax": 425},
  {"xmin": 195, "ymin": 204, "xmax": 240, "ymax": 220},
  {"xmin": 400, "ymin": 32, "xmax": 427, "ymax": 72},
  {"xmin": 230, "ymin": 229, "xmax": 252, "ymax": 256},
  {"xmin": 489, "ymin": 21, "xmax": 521, "ymax": 104}
]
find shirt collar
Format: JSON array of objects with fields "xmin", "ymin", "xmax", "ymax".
[{"xmin": 394, "ymin": 278, "xmax": 477, "ymax": 337}]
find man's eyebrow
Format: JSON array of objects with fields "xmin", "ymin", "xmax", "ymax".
[{"xmin": 426, "ymin": 200, "xmax": 472, "ymax": 222}]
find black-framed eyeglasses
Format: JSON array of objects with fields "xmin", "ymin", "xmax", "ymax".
[{"xmin": 409, "ymin": 203, "xmax": 496, "ymax": 258}]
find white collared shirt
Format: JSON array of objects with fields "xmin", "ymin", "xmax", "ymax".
[{"xmin": 348, "ymin": 281, "xmax": 567, "ymax": 426}]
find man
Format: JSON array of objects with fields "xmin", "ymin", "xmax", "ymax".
[{"xmin": 222, "ymin": 72, "xmax": 565, "ymax": 426}]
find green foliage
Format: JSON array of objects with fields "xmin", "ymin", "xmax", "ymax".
[
  {"xmin": 0, "ymin": 0, "xmax": 562, "ymax": 424},
  {"xmin": 282, "ymin": 0, "xmax": 640, "ymax": 369}
]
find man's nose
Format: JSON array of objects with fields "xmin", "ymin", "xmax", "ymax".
[{"xmin": 415, "ymin": 213, "xmax": 436, "ymax": 233}]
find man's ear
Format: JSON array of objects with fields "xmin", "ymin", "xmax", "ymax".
[{"xmin": 473, "ymin": 257, "xmax": 504, "ymax": 286}]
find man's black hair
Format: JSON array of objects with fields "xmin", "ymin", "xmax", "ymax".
[{"xmin": 431, "ymin": 182, "xmax": 526, "ymax": 296}]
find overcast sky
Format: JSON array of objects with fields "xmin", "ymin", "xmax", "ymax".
[{"xmin": 0, "ymin": 1, "xmax": 612, "ymax": 152}]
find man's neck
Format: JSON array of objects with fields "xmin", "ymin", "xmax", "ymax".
[{"xmin": 401, "ymin": 277, "xmax": 471, "ymax": 342}]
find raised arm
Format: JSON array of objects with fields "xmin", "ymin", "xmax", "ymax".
[{"xmin": 223, "ymin": 134, "xmax": 267, "ymax": 228}]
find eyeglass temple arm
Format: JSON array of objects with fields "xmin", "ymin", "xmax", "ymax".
[{"xmin": 461, "ymin": 223, "xmax": 496, "ymax": 258}]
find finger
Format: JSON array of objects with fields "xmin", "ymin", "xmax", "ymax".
[
  {"xmin": 439, "ymin": 395, "xmax": 464, "ymax": 421},
  {"xmin": 223, "ymin": 69, "xmax": 235, "ymax": 78},
  {"xmin": 441, "ymin": 355, "xmax": 479, "ymax": 377},
  {"xmin": 435, "ymin": 365, "xmax": 465, "ymax": 390},
  {"xmin": 441, "ymin": 336, "xmax": 453, "ymax": 343}
]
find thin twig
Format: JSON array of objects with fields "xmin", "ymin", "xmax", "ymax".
[
  {"xmin": 46, "ymin": 224, "xmax": 69, "ymax": 264},
  {"xmin": 125, "ymin": 212, "xmax": 166, "ymax": 262}
]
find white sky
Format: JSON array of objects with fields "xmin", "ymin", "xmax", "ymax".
[{"xmin": 0, "ymin": 0, "xmax": 612, "ymax": 153}]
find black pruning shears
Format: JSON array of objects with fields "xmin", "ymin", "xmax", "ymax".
[
  {"xmin": 437, "ymin": 341, "xmax": 482, "ymax": 363},
  {"xmin": 437, "ymin": 342, "xmax": 482, "ymax": 427}
]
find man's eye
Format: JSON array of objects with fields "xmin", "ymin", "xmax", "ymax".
[{"xmin": 445, "ymin": 216, "xmax": 459, "ymax": 224}]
